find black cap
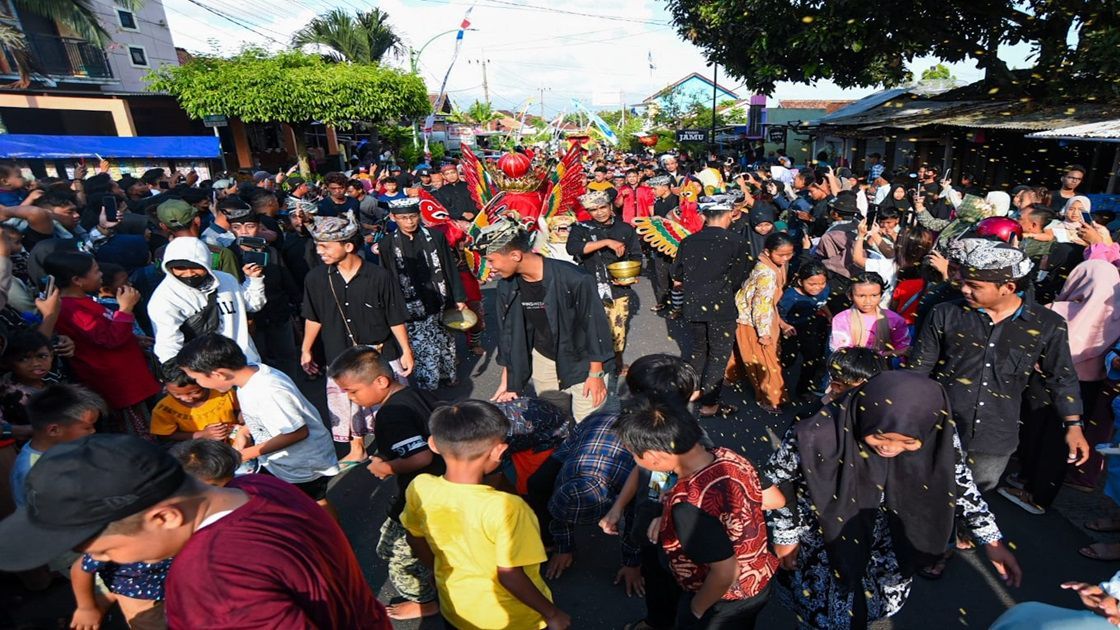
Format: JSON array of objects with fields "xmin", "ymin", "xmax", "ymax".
[
  {"xmin": 0, "ymin": 435, "xmax": 186, "ymax": 571},
  {"xmin": 286, "ymin": 176, "xmax": 306, "ymax": 188},
  {"xmin": 829, "ymin": 192, "xmax": 860, "ymax": 216}
]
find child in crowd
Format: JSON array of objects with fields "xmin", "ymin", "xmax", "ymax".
[
  {"xmin": 43, "ymin": 251, "xmax": 161, "ymax": 437},
  {"xmin": 327, "ymin": 345, "xmax": 443, "ymax": 621},
  {"xmin": 10, "ymin": 384, "xmax": 105, "ymax": 508},
  {"xmin": 69, "ymin": 552, "xmax": 171, "ymax": 630},
  {"xmin": 149, "ymin": 367, "xmax": 240, "ymax": 442},
  {"xmin": 821, "ymin": 346, "xmax": 887, "ymax": 404},
  {"xmin": 95, "ymin": 261, "xmax": 148, "ymax": 339},
  {"xmin": 170, "ymin": 438, "xmax": 241, "ymax": 486},
  {"xmin": 829, "ymin": 271, "xmax": 910, "ymax": 358},
  {"xmin": 727, "ymin": 232, "xmax": 796, "ymax": 413},
  {"xmin": 0, "ymin": 161, "xmax": 27, "ymax": 207},
  {"xmin": 778, "ymin": 261, "xmax": 831, "ymax": 399},
  {"xmin": 0, "ymin": 330, "xmax": 56, "ymax": 411},
  {"xmin": 175, "ymin": 334, "xmax": 340, "ymax": 509},
  {"xmin": 614, "ymin": 396, "xmax": 779, "ymax": 629},
  {"xmin": 401, "ymin": 400, "xmax": 570, "ymax": 630}
]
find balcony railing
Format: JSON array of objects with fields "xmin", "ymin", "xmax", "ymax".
[{"xmin": 1, "ymin": 33, "xmax": 114, "ymax": 80}]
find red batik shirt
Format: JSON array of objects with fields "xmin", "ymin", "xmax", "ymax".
[{"xmin": 659, "ymin": 447, "xmax": 777, "ymax": 599}]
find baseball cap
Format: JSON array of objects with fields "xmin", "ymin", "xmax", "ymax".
[
  {"xmin": 286, "ymin": 176, "xmax": 306, "ymax": 188},
  {"xmin": 156, "ymin": 198, "xmax": 199, "ymax": 229},
  {"xmin": 0, "ymin": 434, "xmax": 186, "ymax": 571}
]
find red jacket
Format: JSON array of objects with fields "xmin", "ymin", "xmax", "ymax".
[
  {"xmin": 615, "ymin": 184, "xmax": 654, "ymax": 225},
  {"xmin": 55, "ymin": 296, "xmax": 160, "ymax": 409}
]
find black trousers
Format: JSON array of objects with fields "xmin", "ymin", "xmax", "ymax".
[
  {"xmin": 676, "ymin": 583, "xmax": 771, "ymax": 630},
  {"xmin": 640, "ymin": 543, "xmax": 682, "ymax": 629},
  {"xmin": 781, "ymin": 314, "xmax": 830, "ymax": 396},
  {"xmin": 1016, "ymin": 378, "xmax": 1103, "ymax": 508},
  {"xmin": 687, "ymin": 320, "xmax": 737, "ymax": 406},
  {"xmin": 648, "ymin": 252, "xmax": 673, "ymax": 305}
]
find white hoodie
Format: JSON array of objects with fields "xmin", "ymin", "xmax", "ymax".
[{"xmin": 148, "ymin": 237, "xmax": 266, "ymax": 364}]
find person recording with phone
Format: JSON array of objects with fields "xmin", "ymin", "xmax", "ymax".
[{"xmin": 227, "ymin": 206, "xmax": 300, "ymax": 378}]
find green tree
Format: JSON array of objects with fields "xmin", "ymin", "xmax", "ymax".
[
  {"xmin": 447, "ymin": 100, "xmax": 503, "ymax": 128},
  {"xmin": 920, "ymin": 63, "xmax": 955, "ymax": 81},
  {"xmin": 666, "ymin": 0, "xmax": 1120, "ymax": 97},
  {"xmin": 290, "ymin": 8, "xmax": 403, "ymax": 64},
  {"xmin": 147, "ymin": 48, "xmax": 429, "ymax": 175},
  {"xmin": 2, "ymin": 0, "xmax": 142, "ymax": 88}
]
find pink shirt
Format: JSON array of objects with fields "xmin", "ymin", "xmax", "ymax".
[{"xmin": 829, "ymin": 308, "xmax": 911, "ymax": 353}]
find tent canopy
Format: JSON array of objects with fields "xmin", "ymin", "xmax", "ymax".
[{"xmin": 0, "ymin": 135, "xmax": 220, "ymax": 159}]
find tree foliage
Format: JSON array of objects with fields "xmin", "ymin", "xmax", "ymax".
[
  {"xmin": 290, "ymin": 8, "xmax": 403, "ymax": 64},
  {"xmin": 666, "ymin": 0, "xmax": 1120, "ymax": 97},
  {"xmin": 147, "ymin": 49, "xmax": 429, "ymax": 173},
  {"xmin": 920, "ymin": 64, "xmax": 955, "ymax": 81},
  {"xmin": 447, "ymin": 100, "xmax": 503, "ymax": 127}
]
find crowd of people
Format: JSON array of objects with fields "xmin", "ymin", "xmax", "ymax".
[{"xmin": 0, "ymin": 146, "xmax": 1116, "ymax": 630}]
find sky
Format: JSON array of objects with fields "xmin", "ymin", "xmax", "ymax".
[{"xmin": 161, "ymin": 0, "xmax": 1037, "ymax": 118}]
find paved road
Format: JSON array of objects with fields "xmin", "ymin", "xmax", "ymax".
[
  {"xmin": 330, "ymin": 278, "xmax": 1120, "ymax": 629},
  {"xmin": 5, "ymin": 275, "xmax": 1119, "ymax": 629}
]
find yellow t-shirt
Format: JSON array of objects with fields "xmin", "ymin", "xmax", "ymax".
[
  {"xmin": 149, "ymin": 390, "xmax": 239, "ymax": 436},
  {"xmin": 401, "ymin": 474, "xmax": 551, "ymax": 630}
]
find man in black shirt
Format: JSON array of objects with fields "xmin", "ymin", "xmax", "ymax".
[
  {"xmin": 909, "ymin": 238, "xmax": 1088, "ymax": 491},
  {"xmin": 300, "ymin": 210, "xmax": 413, "ymax": 464},
  {"xmin": 475, "ymin": 219, "xmax": 614, "ymax": 422},
  {"xmin": 317, "ymin": 172, "xmax": 362, "ymax": 218},
  {"xmin": 647, "ymin": 175, "xmax": 678, "ymax": 310},
  {"xmin": 432, "ymin": 163, "xmax": 476, "ymax": 221},
  {"xmin": 567, "ymin": 190, "xmax": 642, "ymax": 372},
  {"xmin": 671, "ymin": 202, "xmax": 751, "ymax": 417},
  {"xmin": 379, "ymin": 198, "xmax": 466, "ymax": 390}
]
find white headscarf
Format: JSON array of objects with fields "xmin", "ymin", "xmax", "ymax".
[{"xmin": 984, "ymin": 191, "xmax": 1011, "ymax": 217}]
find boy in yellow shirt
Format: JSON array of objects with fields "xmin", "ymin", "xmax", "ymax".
[
  {"xmin": 401, "ymin": 400, "xmax": 570, "ymax": 630},
  {"xmin": 150, "ymin": 368, "xmax": 240, "ymax": 442}
]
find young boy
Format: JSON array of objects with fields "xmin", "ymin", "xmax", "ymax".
[
  {"xmin": 10, "ymin": 384, "xmax": 105, "ymax": 508},
  {"xmin": 150, "ymin": 367, "xmax": 240, "ymax": 442},
  {"xmin": 401, "ymin": 400, "xmax": 570, "ymax": 630},
  {"xmin": 328, "ymin": 345, "xmax": 443, "ymax": 620},
  {"xmin": 614, "ymin": 397, "xmax": 779, "ymax": 629},
  {"xmin": 170, "ymin": 438, "xmax": 242, "ymax": 487},
  {"xmin": 175, "ymin": 333, "xmax": 340, "ymax": 508}
]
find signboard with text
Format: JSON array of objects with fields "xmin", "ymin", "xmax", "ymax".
[
  {"xmin": 675, "ymin": 129, "xmax": 708, "ymax": 143},
  {"xmin": 767, "ymin": 126, "xmax": 787, "ymax": 143}
]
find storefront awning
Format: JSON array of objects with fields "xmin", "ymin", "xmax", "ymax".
[{"xmin": 0, "ymin": 135, "xmax": 220, "ymax": 159}]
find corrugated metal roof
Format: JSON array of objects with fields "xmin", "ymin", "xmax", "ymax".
[
  {"xmin": 1026, "ymin": 119, "xmax": 1120, "ymax": 142},
  {"xmin": 813, "ymin": 87, "xmax": 913, "ymax": 123},
  {"xmin": 815, "ymin": 99, "xmax": 1120, "ymax": 135}
]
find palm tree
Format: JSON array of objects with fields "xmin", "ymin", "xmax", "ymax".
[
  {"xmin": 2, "ymin": 0, "xmax": 138, "ymax": 88},
  {"xmin": 290, "ymin": 8, "xmax": 403, "ymax": 64},
  {"xmin": 448, "ymin": 100, "xmax": 504, "ymax": 129}
]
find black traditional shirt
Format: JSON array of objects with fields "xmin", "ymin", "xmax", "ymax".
[
  {"xmin": 909, "ymin": 298, "xmax": 1082, "ymax": 455},
  {"xmin": 301, "ymin": 260, "xmax": 408, "ymax": 362}
]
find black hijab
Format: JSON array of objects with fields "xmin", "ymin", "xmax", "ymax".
[
  {"xmin": 885, "ymin": 183, "xmax": 913, "ymax": 212},
  {"xmin": 745, "ymin": 200, "xmax": 778, "ymax": 258},
  {"xmin": 794, "ymin": 371, "xmax": 956, "ymax": 592}
]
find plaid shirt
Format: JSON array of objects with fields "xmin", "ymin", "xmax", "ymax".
[{"xmin": 548, "ymin": 413, "xmax": 639, "ymax": 565}]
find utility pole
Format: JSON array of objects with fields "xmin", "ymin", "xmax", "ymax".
[
  {"xmin": 539, "ymin": 87, "xmax": 545, "ymax": 120},
  {"xmin": 711, "ymin": 64, "xmax": 718, "ymax": 153},
  {"xmin": 481, "ymin": 52, "xmax": 490, "ymax": 104}
]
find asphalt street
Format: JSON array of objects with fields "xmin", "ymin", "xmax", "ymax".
[
  {"xmin": 4, "ymin": 274, "xmax": 1119, "ymax": 629},
  {"xmin": 330, "ymin": 277, "xmax": 1120, "ymax": 629}
]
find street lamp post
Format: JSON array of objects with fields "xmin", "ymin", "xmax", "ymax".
[{"xmin": 409, "ymin": 28, "xmax": 478, "ymax": 149}]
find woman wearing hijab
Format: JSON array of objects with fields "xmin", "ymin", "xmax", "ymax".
[
  {"xmin": 1000, "ymin": 260, "xmax": 1120, "ymax": 519},
  {"xmin": 743, "ymin": 199, "xmax": 778, "ymax": 264},
  {"xmin": 764, "ymin": 371, "xmax": 1021, "ymax": 628}
]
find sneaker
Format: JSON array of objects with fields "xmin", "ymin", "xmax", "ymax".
[{"xmin": 997, "ymin": 487, "xmax": 1045, "ymax": 515}]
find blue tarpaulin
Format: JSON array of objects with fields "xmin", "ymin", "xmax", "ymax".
[{"xmin": 0, "ymin": 135, "xmax": 220, "ymax": 159}]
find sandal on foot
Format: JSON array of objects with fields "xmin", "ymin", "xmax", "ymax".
[
  {"xmin": 1080, "ymin": 542, "xmax": 1120, "ymax": 561},
  {"xmin": 1086, "ymin": 518, "xmax": 1120, "ymax": 533},
  {"xmin": 997, "ymin": 487, "xmax": 1046, "ymax": 515},
  {"xmin": 917, "ymin": 551, "xmax": 952, "ymax": 580},
  {"xmin": 339, "ymin": 458, "xmax": 369, "ymax": 470}
]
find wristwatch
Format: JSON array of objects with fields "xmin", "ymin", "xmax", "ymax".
[
  {"xmin": 0, "ymin": 421, "xmax": 12, "ymax": 440},
  {"xmin": 587, "ymin": 370, "xmax": 606, "ymax": 379}
]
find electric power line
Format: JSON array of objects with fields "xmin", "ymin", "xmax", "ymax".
[{"xmin": 175, "ymin": 0, "xmax": 287, "ymax": 45}]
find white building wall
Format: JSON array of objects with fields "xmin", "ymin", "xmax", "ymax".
[{"xmin": 89, "ymin": 0, "xmax": 179, "ymax": 92}]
